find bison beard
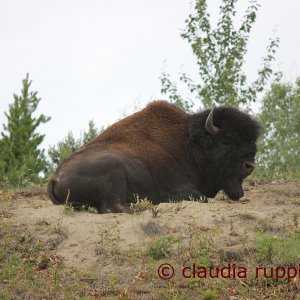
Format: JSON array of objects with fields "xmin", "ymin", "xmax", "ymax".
[{"xmin": 48, "ymin": 101, "xmax": 261, "ymax": 213}]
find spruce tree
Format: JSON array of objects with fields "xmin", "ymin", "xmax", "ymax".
[{"xmin": 0, "ymin": 74, "xmax": 50, "ymax": 185}]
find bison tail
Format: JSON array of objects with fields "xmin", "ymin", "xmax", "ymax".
[{"xmin": 47, "ymin": 178, "xmax": 61, "ymax": 205}]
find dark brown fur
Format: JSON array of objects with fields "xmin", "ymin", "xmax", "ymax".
[{"xmin": 48, "ymin": 101, "xmax": 261, "ymax": 213}]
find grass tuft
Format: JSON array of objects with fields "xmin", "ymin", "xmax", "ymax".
[{"xmin": 146, "ymin": 236, "xmax": 172, "ymax": 260}]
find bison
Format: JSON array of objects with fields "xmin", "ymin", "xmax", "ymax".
[{"xmin": 48, "ymin": 101, "xmax": 261, "ymax": 213}]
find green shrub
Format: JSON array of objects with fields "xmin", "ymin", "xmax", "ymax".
[{"xmin": 146, "ymin": 236, "xmax": 173, "ymax": 260}]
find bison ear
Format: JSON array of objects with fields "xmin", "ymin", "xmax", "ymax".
[{"xmin": 205, "ymin": 105, "xmax": 220, "ymax": 135}]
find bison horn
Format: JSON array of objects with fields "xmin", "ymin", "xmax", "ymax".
[{"xmin": 205, "ymin": 105, "xmax": 220, "ymax": 135}]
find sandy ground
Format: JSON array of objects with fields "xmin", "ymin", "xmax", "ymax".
[{"xmin": 3, "ymin": 180, "xmax": 299, "ymax": 272}]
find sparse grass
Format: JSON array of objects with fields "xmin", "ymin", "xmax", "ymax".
[
  {"xmin": 185, "ymin": 227, "xmax": 214, "ymax": 267},
  {"xmin": 87, "ymin": 206, "xmax": 98, "ymax": 214},
  {"xmin": 292, "ymin": 199, "xmax": 300, "ymax": 205},
  {"xmin": 229, "ymin": 218, "xmax": 239, "ymax": 236},
  {"xmin": 0, "ymin": 223, "xmax": 63, "ymax": 297},
  {"xmin": 201, "ymin": 290, "xmax": 218, "ymax": 300},
  {"xmin": 173, "ymin": 201, "xmax": 187, "ymax": 213},
  {"xmin": 130, "ymin": 195, "xmax": 161, "ymax": 217},
  {"xmin": 255, "ymin": 232, "xmax": 274, "ymax": 264},
  {"xmin": 130, "ymin": 195, "xmax": 153, "ymax": 213},
  {"xmin": 188, "ymin": 195, "xmax": 208, "ymax": 203},
  {"xmin": 1, "ymin": 182, "xmax": 300, "ymax": 299},
  {"xmin": 146, "ymin": 235, "xmax": 173, "ymax": 260},
  {"xmin": 35, "ymin": 218, "xmax": 49, "ymax": 226},
  {"xmin": 293, "ymin": 213, "xmax": 299, "ymax": 227},
  {"xmin": 149, "ymin": 204, "xmax": 160, "ymax": 218},
  {"xmin": 62, "ymin": 188, "xmax": 75, "ymax": 216},
  {"xmin": 38, "ymin": 254, "xmax": 50, "ymax": 270},
  {"xmin": 255, "ymin": 218, "xmax": 283, "ymax": 234},
  {"xmin": 0, "ymin": 218, "xmax": 107, "ymax": 299},
  {"xmin": 238, "ymin": 212, "xmax": 257, "ymax": 220},
  {"xmin": 52, "ymin": 218, "xmax": 64, "ymax": 234},
  {"xmin": 63, "ymin": 204, "xmax": 75, "ymax": 216},
  {"xmin": 255, "ymin": 232, "xmax": 300, "ymax": 265},
  {"xmin": 96, "ymin": 225, "xmax": 121, "ymax": 257},
  {"xmin": 0, "ymin": 248, "xmax": 5, "ymax": 260},
  {"xmin": 0, "ymin": 189, "xmax": 13, "ymax": 202}
]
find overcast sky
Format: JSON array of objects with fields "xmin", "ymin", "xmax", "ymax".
[{"xmin": 1, "ymin": 0, "xmax": 300, "ymax": 148}]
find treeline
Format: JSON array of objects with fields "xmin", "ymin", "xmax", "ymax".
[
  {"xmin": 0, "ymin": 75, "xmax": 102, "ymax": 187},
  {"xmin": 0, "ymin": 74, "xmax": 299, "ymax": 188},
  {"xmin": 0, "ymin": 0, "xmax": 299, "ymax": 187}
]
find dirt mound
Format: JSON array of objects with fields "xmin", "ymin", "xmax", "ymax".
[{"xmin": 7, "ymin": 180, "xmax": 300, "ymax": 270}]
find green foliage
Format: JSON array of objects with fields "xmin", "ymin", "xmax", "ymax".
[
  {"xmin": 256, "ymin": 78, "xmax": 300, "ymax": 179},
  {"xmin": 130, "ymin": 196, "xmax": 155, "ymax": 214},
  {"xmin": 255, "ymin": 232, "xmax": 300, "ymax": 266},
  {"xmin": 0, "ymin": 74, "xmax": 50, "ymax": 186},
  {"xmin": 47, "ymin": 131, "xmax": 81, "ymax": 175},
  {"xmin": 186, "ymin": 228, "xmax": 214, "ymax": 267},
  {"xmin": 146, "ymin": 236, "xmax": 172, "ymax": 260},
  {"xmin": 130, "ymin": 196, "xmax": 161, "ymax": 218},
  {"xmin": 201, "ymin": 290, "xmax": 218, "ymax": 300},
  {"xmin": 82, "ymin": 120, "xmax": 99, "ymax": 146},
  {"xmin": 255, "ymin": 232, "xmax": 274, "ymax": 264},
  {"xmin": 87, "ymin": 206, "xmax": 98, "ymax": 214},
  {"xmin": 46, "ymin": 120, "xmax": 102, "ymax": 175},
  {"xmin": 160, "ymin": 73, "xmax": 194, "ymax": 112},
  {"xmin": 161, "ymin": 0, "xmax": 279, "ymax": 109}
]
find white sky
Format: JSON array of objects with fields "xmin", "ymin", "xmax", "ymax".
[{"xmin": 1, "ymin": 0, "xmax": 300, "ymax": 149}]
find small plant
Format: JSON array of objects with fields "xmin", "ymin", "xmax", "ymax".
[
  {"xmin": 173, "ymin": 202, "xmax": 186, "ymax": 214},
  {"xmin": 292, "ymin": 199, "xmax": 300, "ymax": 206},
  {"xmin": 0, "ymin": 255, "xmax": 21, "ymax": 280},
  {"xmin": 63, "ymin": 189, "xmax": 75, "ymax": 216},
  {"xmin": 38, "ymin": 254, "xmax": 50, "ymax": 270},
  {"xmin": 130, "ymin": 195, "xmax": 154, "ymax": 214},
  {"xmin": 52, "ymin": 218, "xmax": 63, "ymax": 234},
  {"xmin": 96, "ymin": 226, "xmax": 121, "ymax": 257},
  {"xmin": 229, "ymin": 219, "xmax": 239, "ymax": 236},
  {"xmin": 146, "ymin": 236, "xmax": 172, "ymax": 260},
  {"xmin": 35, "ymin": 219, "xmax": 49, "ymax": 226},
  {"xmin": 0, "ymin": 247, "xmax": 5, "ymax": 261},
  {"xmin": 293, "ymin": 213, "xmax": 299, "ymax": 227},
  {"xmin": 254, "ymin": 232, "xmax": 300, "ymax": 265},
  {"xmin": 188, "ymin": 195, "xmax": 208, "ymax": 203},
  {"xmin": 63, "ymin": 205, "xmax": 75, "ymax": 216},
  {"xmin": 33, "ymin": 240, "xmax": 43, "ymax": 251},
  {"xmin": 255, "ymin": 232, "xmax": 275, "ymax": 264},
  {"xmin": 201, "ymin": 290, "xmax": 218, "ymax": 300},
  {"xmin": 87, "ymin": 206, "xmax": 98, "ymax": 214},
  {"xmin": 130, "ymin": 195, "xmax": 160, "ymax": 217},
  {"xmin": 185, "ymin": 225, "xmax": 214, "ymax": 267},
  {"xmin": 256, "ymin": 218, "xmax": 282, "ymax": 234},
  {"xmin": 149, "ymin": 204, "xmax": 160, "ymax": 218},
  {"xmin": 240, "ymin": 229, "xmax": 250, "ymax": 248}
]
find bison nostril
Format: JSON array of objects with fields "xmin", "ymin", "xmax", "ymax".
[{"xmin": 244, "ymin": 161, "xmax": 255, "ymax": 173}]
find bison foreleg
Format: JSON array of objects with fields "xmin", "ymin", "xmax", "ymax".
[{"xmin": 163, "ymin": 184, "xmax": 206, "ymax": 203}]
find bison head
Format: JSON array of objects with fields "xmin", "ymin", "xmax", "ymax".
[{"xmin": 189, "ymin": 105, "xmax": 262, "ymax": 200}]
